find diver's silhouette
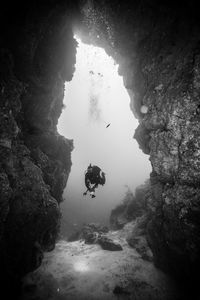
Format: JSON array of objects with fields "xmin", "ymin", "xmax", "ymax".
[{"xmin": 83, "ymin": 164, "xmax": 106, "ymax": 198}]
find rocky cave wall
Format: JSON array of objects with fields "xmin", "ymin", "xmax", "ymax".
[
  {"xmin": 1, "ymin": 0, "xmax": 200, "ymax": 293},
  {"xmin": 79, "ymin": 0, "xmax": 200, "ymax": 285},
  {"xmin": 0, "ymin": 0, "xmax": 80, "ymax": 290}
]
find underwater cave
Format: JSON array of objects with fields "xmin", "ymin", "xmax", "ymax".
[
  {"xmin": 0, "ymin": 1, "xmax": 200, "ymax": 299},
  {"xmin": 57, "ymin": 36, "xmax": 151, "ymax": 237}
]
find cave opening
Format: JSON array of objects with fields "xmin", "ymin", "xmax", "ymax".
[
  {"xmin": 57, "ymin": 36, "xmax": 151, "ymax": 238},
  {"xmin": 1, "ymin": 1, "xmax": 199, "ymax": 298}
]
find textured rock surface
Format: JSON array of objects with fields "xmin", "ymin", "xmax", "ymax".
[
  {"xmin": 110, "ymin": 181, "xmax": 150, "ymax": 229},
  {"xmin": 126, "ymin": 216, "xmax": 153, "ymax": 262},
  {"xmin": 79, "ymin": 1, "xmax": 200, "ymax": 292},
  {"xmin": 0, "ymin": 1, "xmax": 78, "ymax": 293},
  {"xmin": 97, "ymin": 236, "xmax": 123, "ymax": 251},
  {"xmin": 68, "ymin": 223, "xmax": 123, "ymax": 251},
  {"xmin": 110, "ymin": 182, "xmax": 153, "ymax": 260}
]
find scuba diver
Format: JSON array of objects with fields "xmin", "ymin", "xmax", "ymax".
[{"xmin": 83, "ymin": 164, "xmax": 106, "ymax": 198}]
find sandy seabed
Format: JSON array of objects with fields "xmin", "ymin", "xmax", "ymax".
[{"xmin": 21, "ymin": 225, "xmax": 180, "ymax": 300}]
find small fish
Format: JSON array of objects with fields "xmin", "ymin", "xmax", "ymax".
[{"xmin": 106, "ymin": 123, "xmax": 111, "ymax": 128}]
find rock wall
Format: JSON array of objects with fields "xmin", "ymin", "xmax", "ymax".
[
  {"xmin": 0, "ymin": 1, "xmax": 79, "ymax": 292},
  {"xmin": 79, "ymin": 0, "xmax": 200, "ymax": 289},
  {"xmin": 110, "ymin": 181, "xmax": 150, "ymax": 230}
]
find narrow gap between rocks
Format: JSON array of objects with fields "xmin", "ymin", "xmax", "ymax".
[
  {"xmin": 57, "ymin": 36, "xmax": 151, "ymax": 237},
  {"xmin": 21, "ymin": 36, "xmax": 180, "ymax": 300}
]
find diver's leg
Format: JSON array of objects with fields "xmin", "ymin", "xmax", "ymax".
[
  {"xmin": 90, "ymin": 184, "xmax": 98, "ymax": 198},
  {"xmin": 89, "ymin": 185, "xmax": 95, "ymax": 198},
  {"xmin": 93, "ymin": 183, "xmax": 98, "ymax": 191},
  {"xmin": 84, "ymin": 181, "xmax": 92, "ymax": 196}
]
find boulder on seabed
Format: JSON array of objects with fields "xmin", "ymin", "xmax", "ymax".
[
  {"xmin": 98, "ymin": 236, "xmax": 123, "ymax": 251},
  {"xmin": 67, "ymin": 222, "xmax": 123, "ymax": 251},
  {"xmin": 68, "ymin": 222, "xmax": 109, "ymax": 242}
]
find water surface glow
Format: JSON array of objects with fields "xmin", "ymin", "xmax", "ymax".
[{"xmin": 58, "ymin": 37, "xmax": 151, "ymax": 226}]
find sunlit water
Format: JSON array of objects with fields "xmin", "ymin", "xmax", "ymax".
[{"xmin": 57, "ymin": 37, "xmax": 151, "ymax": 231}]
